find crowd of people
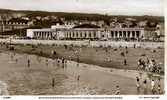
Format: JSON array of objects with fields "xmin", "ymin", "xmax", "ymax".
[
  {"xmin": 135, "ymin": 75, "xmax": 163, "ymax": 94},
  {"xmin": 137, "ymin": 57, "xmax": 162, "ymax": 74}
]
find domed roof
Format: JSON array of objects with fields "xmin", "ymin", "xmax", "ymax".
[{"xmin": 73, "ymin": 24, "xmax": 100, "ymax": 28}]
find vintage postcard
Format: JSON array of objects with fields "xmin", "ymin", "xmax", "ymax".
[{"xmin": 0, "ymin": 0, "xmax": 165, "ymax": 99}]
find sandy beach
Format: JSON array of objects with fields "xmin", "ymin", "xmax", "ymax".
[{"xmin": 0, "ymin": 50, "xmax": 164, "ymax": 95}]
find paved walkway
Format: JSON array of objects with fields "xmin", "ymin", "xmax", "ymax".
[{"xmin": 0, "ymin": 39, "xmax": 164, "ymax": 48}]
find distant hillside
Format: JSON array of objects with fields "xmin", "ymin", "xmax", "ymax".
[{"xmin": 0, "ymin": 8, "xmax": 164, "ymax": 23}]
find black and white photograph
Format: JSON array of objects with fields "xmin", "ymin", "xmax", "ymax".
[{"xmin": 0, "ymin": 0, "xmax": 165, "ymax": 98}]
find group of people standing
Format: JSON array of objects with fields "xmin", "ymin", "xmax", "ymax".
[
  {"xmin": 136, "ymin": 75, "xmax": 162, "ymax": 94},
  {"xmin": 138, "ymin": 57, "xmax": 162, "ymax": 73}
]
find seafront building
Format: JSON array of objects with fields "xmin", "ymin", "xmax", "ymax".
[{"xmin": 26, "ymin": 23, "xmax": 162, "ymax": 41}]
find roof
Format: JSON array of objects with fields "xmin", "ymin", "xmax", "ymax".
[{"xmin": 73, "ymin": 24, "xmax": 100, "ymax": 28}]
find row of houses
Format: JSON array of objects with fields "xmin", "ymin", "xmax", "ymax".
[{"xmin": 0, "ymin": 19, "xmax": 31, "ymax": 32}]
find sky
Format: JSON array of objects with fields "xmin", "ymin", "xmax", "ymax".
[{"xmin": 0, "ymin": 0, "xmax": 164, "ymax": 16}]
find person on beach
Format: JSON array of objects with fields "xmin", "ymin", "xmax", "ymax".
[
  {"xmin": 143, "ymin": 79, "xmax": 147, "ymax": 94},
  {"xmin": 46, "ymin": 59, "xmax": 49, "ymax": 66},
  {"xmin": 136, "ymin": 77, "xmax": 140, "ymax": 93},
  {"xmin": 125, "ymin": 46, "xmax": 128, "ymax": 54},
  {"xmin": 52, "ymin": 50, "xmax": 56, "ymax": 56},
  {"xmin": 77, "ymin": 75, "xmax": 80, "ymax": 82},
  {"xmin": 115, "ymin": 85, "xmax": 120, "ymax": 95},
  {"xmin": 64, "ymin": 59, "xmax": 67, "ymax": 69},
  {"xmin": 134, "ymin": 44, "xmax": 136, "ymax": 48},
  {"xmin": 62, "ymin": 57, "xmax": 65, "ymax": 68},
  {"xmin": 151, "ymin": 79, "xmax": 155, "ymax": 94},
  {"xmin": 157, "ymin": 78, "xmax": 161, "ymax": 94},
  {"xmin": 27, "ymin": 59, "xmax": 30, "ymax": 68},
  {"xmin": 57, "ymin": 58, "xmax": 60, "ymax": 67},
  {"xmin": 15, "ymin": 58, "xmax": 18, "ymax": 63},
  {"xmin": 52, "ymin": 78, "xmax": 55, "ymax": 88},
  {"xmin": 157, "ymin": 84, "xmax": 161, "ymax": 94},
  {"xmin": 139, "ymin": 71, "xmax": 143, "ymax": 79},
  {"xmin": 124, "ymin": 58, "xmax": 127, "ymax": 65}
]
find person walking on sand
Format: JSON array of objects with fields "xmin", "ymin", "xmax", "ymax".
[
  {"xmin": 143, "ymin": 79, "xmax": 147, "ymax": 94},
  {"xmin": 15, "ymin": 58, "xmax": 18, "ymax": 63},
  {"xmin": 62, "ymin": 57, "xmax": 65, "ymax": 68},
  {"xmin": 115, "ymin": 85, "xmax": 120, "ymax": 95},
  {"xmin": 157, "ymin": 78, "xmax": 161, "ymax": 94},
  {"xmin": 52, "ymin": 78, "xmax": 55, "ymax": 88},
  {"xmin": 64, "ymin": 59, "xmax": 67, "ymax": 69},
  {"xmin": 124, "ymin": 58, "xmax": 127, "ymax": 65},
  {"xmin": 27, "ymin": 59, "xmax": 30, "ymax": 68},
  {"xmin": 77, "ymin": 75, "xmax": 80, "ymax": 87},
  {"xmin": 151, "ymin": 79, "xmax": 155, "ymax": 94},
  {"xmin": 136, "ymin": 77, "xmax": 140, "ymax": 94},
  {"xmin": 157, "ymin": 84, "xmax": 161, "ymax": 94},
  {"xmin": 77, "ymin": 75, "xmax": 80, "ymax": 82},
  {"xmin": 57, "ymin": 58, "xmax": 60, "ymax": 67}
]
